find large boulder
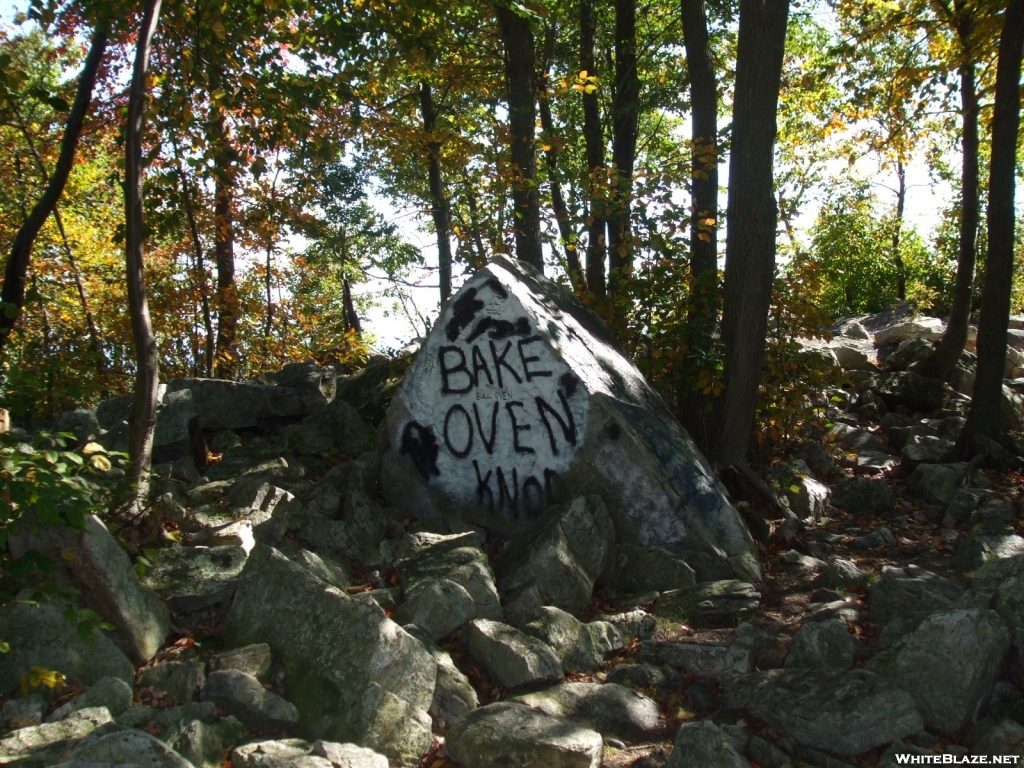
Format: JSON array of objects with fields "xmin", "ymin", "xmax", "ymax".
[
  {"xmin": 510, "ymin": 682, "xmax": 662, "ymax": 743},
  {"xmin": 9, "ymin": 514, "xmax": 169, "ymax": 665},
  {"xmin": 724, "ymin": 669, "xmax": 923, "ymax": 755},
  {"xmin": 396, "ymin": 533, "xmax": 503, "ymax": 622},
  {"xmin": 867, "ymin": 608, "xmax": 1011, "ymax": 734},
  {"xmin": 0, "ymin": 707, "xmax": 116, "ymax": 766},
  {"xmin": 868, "ymin": 564, "xmax": 963, "ymax": 626},
  {"xmin": 466, "ymin": 619, "xmax": 563, "ymax": 689},
  {"xmin": 0, "ymin": 603, "xmax": 135, "ymax": 695},
  {"xmin": 380, "ymin": 255, "xmax": 757, "ymax": 579},
  {"xmin": 222, "ymin": 545, "xmax": 435, "ymax": 766},
  {"xmin": 446, "ymin": 702, "xmax": 603, "ymax": 768},
  {"xmin": 142, "ymin": 545, "xmax": 248, "ymax": 613},
  {"xmin": 56, "ymin": 725, "xmax": 195, "ymax": 767},
  {"xmin": 494, "ymin": 496, "xmax": 614, "ymax": 616},
  {"xmin": 667, "ymin": 720, "xmax": 750, "ymax": 768},
  {"xmin": 520, "ymin": 606, "xmax": 623, "ymax": 673}
]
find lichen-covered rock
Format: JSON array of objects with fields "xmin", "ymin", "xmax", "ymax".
[
  {"xmin": 58, "ymin": 726, "xmax": 195, "ymax": 767},
  {"xmin": 402, "ymin": 624, "xmax": 478, "ymax": 728},
  {"xmin": 9, "ymin": 514, "xmax": 170, "ymax": 665},
  {"xmin": 593, "ymin": 609, "xmax": 656, "ymax": 642},
  {"xmin": 824, "ymin": 558, "xmax": 868, "ymax": 590},
  {"xmin": 724, "ymin": 669, "xmax": 923, "ymax": 755},
  {"xmin": 906, "ymin": 463, "xmax": 969, "ymax": 505},
  {"xmin": 138, "ymin": 662, "xmax": 206, "ymax": 705},
  {"xmin": 784, "ymin": 618, "xmax": 857, "ymax": 670},
  {"xmin": 0, "ymin": 603, "xmax": 134, "ymax": 696},
  {"xmin": 494, "ymin": 496, "xmax": 615, "ymax": 616},
  {"xmin": 232, "ymin": 738, "xmax": 389, "ymax": 768},
  {"xmin": 866, "ymin": 608, "xmax": 1011, "ymax": 734},
  {"xmin": 201, "ymin": 669, "xmax": 298, "ymax": 730},
  {"xmin": 830, "ymin": 477, "xmax": 895, "ymax": 516},
  {"xmin": 874, "ymin": 371, "xmax": 952, "ymax": 411},
  {"xmin": 392, "ymin": 577, "xmax": 477, "ymax": 641},
  {"xmin": 164, "ymin": 716, "xmax": 247, "ymax": 768},
  {"xmin": 142, "ymin": 545, "xmax": 248, "ymax": 613},
  {"xmin": 666, "ymin": 720, "xmax": 750, "ymax": 768},
  {"xmin": 209, "ymin": 644, "xmax": 272, "ymax": 681},
  {"xmin": 466, "ymin": 619, "xmax": 563, "ymax": 689},
  {"xmin": 511, "ymin": 682, "xmax": 662, "ymax": 743},
  {"xmin": 606, "ymin": 544, "xmax": 696, "ymax": 593},
  {"xmin": 638, "ymin": 640, "xmax": 751, "ymax": 680},
  {"xmin": 520, "ymin": 606, "xmax": 622, "ymax": 673},
  {"xmin": 0, "ymin": 707, "xmax": 115, "ymax": 765},
  {"xmin": 653, "ymin": 581, "xmax": 760, "ymax": 628},
  {"xmin": 47, "ymin": 677, "xmax": 134, "ymax": 722},
  {"xmin": 868, "ymin": 564, "xmax": 963, "ymax": 626},
  {"xmin": 222, "ymin": 545, "xmax": 435, "ymax": 765},
  {"xmin": 397, "ymin": 537, "xmax": 502, "ymax": 622},
  {"xmin": 954, "ymin": 531, "xmax": 1024, "ymax": 572},
  {"xmin": 972, "ymin": 720, "xmax": 1024, "ymax": 762},
  {"xmin": 381, "ymin": 255, "xmax": 757, "ymax": 580},
  {"xmin": 446, "ymin": 702, "xmax": 603, "ymax": 768}
]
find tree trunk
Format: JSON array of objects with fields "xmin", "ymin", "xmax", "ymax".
[
  {"xmin": 497, "ymin": 5, "xmax": 544, "ymax": 272},
  {"xmin": 540, "ymin": 26, "xmax": 584, "ymax": 291},
  {"xmin": 892, "ymin": 158, "xmax": 907, "ymax": 300},
  {"xmin": 915, "ymin": 57, "xmax": 980, "ymax": 380},
  {"xmin": 419, "ymin": 82, "xmax": 453, "ymax": 307},
  {"xmin": 210, "ymin": 105, "xmax": 237, "ymax": 379},
  {"xmin": 123, "ymin": 0, "xmax": 162, "ymax": 512},
  {"xmin": 178, "ymin": 165, "xmax": 215, "ymax": 378},
  {"xmin": 609, "ymin": 0, "xmax": 640, "ymax": 293},
  {"xmin": 580, "ymin": 0, "xmax": 607, "ymax": 296},
  {"xmin": 956, "ymin": 0, "xmax": 1023, "ymax": 454},
  {"xmin": 713, "ymin": 0, "xmax": 790, "ymax": 467},
  {"xmin": 342, "ymin": 276, "xmax": 362, "ymax": 336},
  {"xmin": 681, "ymin": 0, "xmax": 719, "ymax": 280},
  {"xmin": 461, "ymin": 168, "xmax": 489, "ymax": 265},
  {"xmin": 0, "ymin": 29, "xmax": 107, "ymax": 351}
]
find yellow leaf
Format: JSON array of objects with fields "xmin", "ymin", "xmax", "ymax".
[
  {"xmin": 90, "ymin": 455, "xmax": 112, "ymax": 472},
  {"xmin": 211, "ymin": 21, "xmax": 226, "ymax": 40}
]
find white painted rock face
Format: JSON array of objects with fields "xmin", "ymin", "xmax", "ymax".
[{"xmin": 382, "ymin": 256, "xmax": 757, "ymax": 580}]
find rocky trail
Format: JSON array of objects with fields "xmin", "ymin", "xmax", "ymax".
[{"xmin": 3, "ymin": 263, "xmax": 1024, "ymax": 768}]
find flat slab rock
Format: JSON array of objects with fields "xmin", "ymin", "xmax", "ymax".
[
  {"xmin": 509, "ymin": 682, "xmax": 663, "ymax": 743},
  {"xmin": 381, "ymin": 255, "xmax": 757, "ymax": 579},
  {"xmin": 446, "ymin": 702, "xmax": 603, "ymax": 768},
  {"xmin": 232, "ymin": 738, "xmax": 388, "ymax": 768},
  {"xmin": 724, "ymin": 668, "xmax": 923, "ymax": 755}
]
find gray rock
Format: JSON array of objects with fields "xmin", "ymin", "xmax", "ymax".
[
  {"xmin": 887, "ymin": 336, "xmax": 935, "ymax": 370},
  {"xmin": 303, "ymin": 398, "xmax": 377, "ymax": 458},
  {"xmin": 209, "ymin": 644, "xmax": 272, "ymax": 681},
  {"xmin": 850, "ymin": 526, "xmax": 896, "ymax": 550},
  {"xmin": 875, "ymin": 371, "xmax": 952, "ymax": 411},
  {"xmin": 666, "ymin": 720, "xmax": 749, "ymax": 768},
  {"xmin": 2, "ymin": 694, "xmax": 48, "ymax": 730},
  {"xmin": 866, "ymin": 608, "xmax": 1011, "ymax": 734},
  {"xmin": 201, "ymin": 669, "xmax": 298, "ymax": 730},
  {"xmin": 9, "ymin": 514, "xmax": 170, "ymax": 665},
  {"xmin": 138, "ymin": 662, "xmax": 206, "ymax": 704},
  {"xmin": 830, "ymin": 340, "xmax": 876, "ymax": 371},
  {"xmin": 55, "ymin": 407, "xmax": 101, "ymax": 442},
  {"xmin": 0, "ymin": 603, "xmax": 134, "ymax": 696},
  {"xmin": 381, "ymin": 256, "xmax": 757, "ymax": 580},
  {"xmin": 116, "ymin": 701, "xmax": 217, "ymax": 734},
  {"xmin": 59, "ymin": 726, "xmax": 195, "ymax": 767},
  {"xmin": 638, "ymin": 640, "xmax": 751, "ymax": 680},
  {"xmin": 520, "ymin": 606, "xmax": 622, "ymax": 673},
  {"xmin": 747, "ymin": 734, "xmax": 794, "ymax": 768},
  {"xmin": 190, "ymin": 520, "xmax": 255, "ymax": 554},
  {"xmin": 48, "ymin": 677, "xmax": 134, "ymax": 722},
  {"xmin": 785, "ymin": 619, "xmax": 857, "ymax": 670},
  {"xmin": 395, "ymin": 530, "xmax": 485, "ymax": 560},
  {"xmin": 868, "ymin": 564, "xmax": 963, "ymax": 626},
  {"xmin": 398, "ymin": 540, "xmax": 502, "ymax": 622},
  {"xmin": 446, "ymin": 702, "xmax": 603, "ymax": 768},
  {"xmin": 466, "ymin": 619, "xmax": 563, "ymax": 689},
  {"xmin": 781, "ymin": 549, "xmax": 826, "ymax": 570},
  {"xmin": 824, "ymin": 558, "xmax": 868, "ymax": 590},
  {"xmin": 972, "ymin": 719, "xmax": 1024, "ymax": 761},
  {"xmin": 605, "ymin": 664, "xmax": 669, "ymax": 688},
  {"xmin": 511, "ymin": 682, "xmax": 662, "ymax": 743},
  {"xmin": 281, "ymin": 423, "xmax": 335, "ymax": 455},
  {"xmin": 291, "ymin": 549, "xmax": 351, "ymax": 590},
  {"xmin": 805, "ymin": 599, "xmax": 864, "ymax": 624},
  {"xmin": 902, "ymin": 435, "xmax": 955, "ymax": 464},
  {"xmin": 222, "ymin": 545, "xmax": 435, "ymax": 763},
  {"xmin": 997, "ymin": 571, "xmax": 1024, "ymax": 653},
  {"xmin": 783, "ymin": 472, "xmax": 831, "ymax": 525},
  {"xmin": 954, "ymin": 531, "xmax": 1024, "ymax": 572},
  {"xmin": 974, "ymin": 554, "xmax": 1024, "ymax": 592},
  {"xmin": 830, "ymin": 477, "xmax": 895, "ymax": 516},
  {"xmin": 232, "ymin": 738, "xmax": 388, "ymax": 768},
  {"xmin": 402, "ymin": 624, "xmax": 478, "ymax": 728},
  {"xmin": 906, "ymin": 463, "xmax": 968, "ymax": 505},
  {"xmin": 164, "ymin": 717, "xmax": 246, "ymax": 768},
  {"xmin": 724, "ymin": 669, "xmax": 923, "ymax": 755},
  {"xmin": 392, "ymin": 577, "xmax": 477, "ymax": 641},
  {"xmin": 494, "ymin": 496, "xmax": 615, "ymax": 616},
  {"xmin": 0, "ymin": 707, "xmax": 115, "ymax": 766},
  {"xmin": 142, "ymin": 545, "xmax": 248, "ymax": 613},
  {"xmin": 164, "ymin": 377, "xmax": 320, "ymax": 432},
  {"xmin": 210, "ymin": 429, "xmax": 242, "ymax": 451},
  {"xmin": 653, "ymin": 581, "xmax": 760, "ymax": 628},
  {"xmin": 878, "ymin": 739, "xmax": 934, "ymax": 768},
  {"xmin": 607, "ymin": 544, "xmax": 696, "ymax": 593},
  {"xmin": 593, "ymin": 609, "xmax": 656, "ymax": 642},
  {"xmin": 875, "ymin": 317, "xmax": 946, "ymax": 344},
  {"xmin": 828, "ymin": 424, "xmax": 888, "ymax": 454}
]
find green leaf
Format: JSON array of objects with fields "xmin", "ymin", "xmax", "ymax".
[
  {"xmin": 76, "ymin": 620, "xmax": 96, "ymax": 644},
  {"xmin": 46, "ymin": 96, "xmax": 70, "ymax": 112}
]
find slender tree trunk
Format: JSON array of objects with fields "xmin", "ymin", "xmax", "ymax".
[
  {"xmin": 581, "ymin": 0, "xmax": 607, "ymax": 296},
  {"xmin": 496, "ymin": 5, "xmax": 544, "ymax": 271},
  {"xmin": 177, "ymin": 166, "xmax": 215, "ymax": 377},
  {"xmin": 419, "ymin": 82, "xmax": 453, "ymax": 306},
  {"xmin": 0, "ymin": 29, "xmax": 107, "ymax": 351},
  {"xmin": 342, "ymin": 277, "xmax": 362, "ymax": 335},
  {"xmin": 462, "ymin": 169, "xmax": 489, "ymax": 265},
  {"xmin": 713, "ymin": 0, "xmax": 790, "ymax": 467},
  {"xmin": 210, "ymin": 104, "xmax": 237, "ymax": 379},
  {"xmin": 956, "ymin": 0, "xmax": 1023, "ymax": 454},
  {"xmin": 539, "ymin": 26, "xmax": 584, "ymax": 291},
  {"xmin": 892, "ymin": 158, "xmax": 907, "ymax": 300},
  {"xmin": 124, "ymin": 0, "xmax": 162, "ymax": 512},
  {"xmin": 681, "ymin": 0, "xmax": 719, "ymax": 280},
  {"xmin": 609, "ymin": 0, "xmax": 640, "ymax": 296},
  {"xmin": 915, "ymin": 59, "xmax": 980, "ymax": 381}
]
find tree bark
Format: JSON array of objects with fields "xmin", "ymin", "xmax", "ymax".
[
  {"xmin": 681, "ymin": 0, "xmax": 719, "ymax": 280},
  {"xmin": 580, "ymin": 0, "xmax": 607, "ymax": 296},
  {"xmin": 497, "ymin": 5, "xmax": 544, "ymax": 272},
  {"xmin": 956, "ymin": 0, "xmax": 1023, "ymax": 453},
  {"xmin": 609, "ymin": 0, "xmax": 640, "ymax": 293},
  {"xmin": 915, "ymin": 54, "xmax": 980, "ymax": 380},
  {"xmin": 124, "ymin": 0, "xmax": 163, "ymax": 511},
  {"xmin": 177, "ymin": 164, "xmax": 215, "ymax": 378},
  {"xmin": 420, "ymin": 82, "xmax": 453, "ymax": 307},
  {"xmin": 210, "ymin": 104, "xmax": 237, "ymax": 379},
  {"xmin": 892, "ymin": 157, "xmax": 907, "ymax": 300},
  {"xmin": 713, "ymin": 0, "xmax": 790, "ymax": 467},
  {"xmin": 0, "ymin": 29, "xmax": 107, "ymax": 351}
]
